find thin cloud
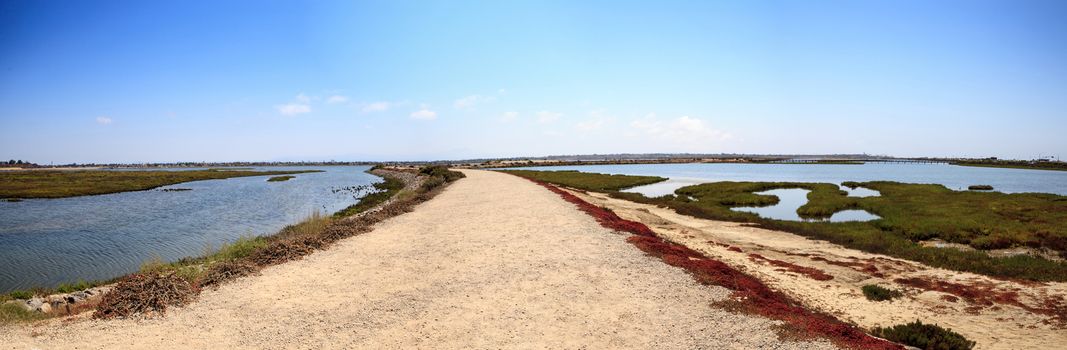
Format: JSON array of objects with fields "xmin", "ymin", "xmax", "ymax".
[
  {"xmin": 499, "ymin": 111, "xmax": 519, "ymax": 122},
  {"xmin": 95, "ymin": 116, "xmax": 113, "ymax": 125},
  {"xmin": 630, "ymin": 114, "xmax": 732, "ymax": 144},
  {"xmin": 536, "ymin": 111, "xmax": 562, "ymax": 123},
  {"xmin": 411, "ymin": 109, "xmax": 438, "ymax": 120},
  {"xmin": 276, "ymin": 103, "xmax": 311, "ymax": 116},
  {"xmin": 326, "ymin": 95, "xmax": 349, "ymax": 104},
  {"xmin": 575, "ymin": 109, "xmax": 611, "ymax": 131},
  {"xmin": 295, "ymin": 93, "xmax": 312, "ymax": 104},
  {"xmin": 453, "ymin": 94, "xmax": 495, "ymax": 109},
  {"xmin": 362, "ymin": 101, "xmax": 391, "ymax": 113}
]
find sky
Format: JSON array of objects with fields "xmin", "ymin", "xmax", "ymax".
[{"xmin": 1, "ymin": 0, "xmax": 1065, "ymax": 163}]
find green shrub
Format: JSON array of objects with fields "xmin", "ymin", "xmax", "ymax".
[
  {"xmin": 967, "ymin": 185, "xmax": 993, "ymax": 191},
  {"xmin": 56, "ymin": 280, "xmax": 95, "ymax": 293},
  {"xmin": 872, "ymin": 320, "xmax": 975, "ymax": 350},
  {"xmin": 862, "ymin": 284, "xmax": 903, "ymax": 301},
  {"xmin": 7, "ymin": 290, "xmax": 33, "ymax": 300},
  {"xmin": 419, "ymin": 165, "xmax": 465, "ymax": 182}
]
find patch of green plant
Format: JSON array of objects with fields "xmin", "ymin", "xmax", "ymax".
[
  {"xmin": 967, "ymin": 185, "xmax": 993, "ymax": 191},
  {"xmin": 417, "ymin": 166, "xmax": 466, "ymax": 191},
  {"xmin": 334, "ymin": 177, "xmax": 406, "ymax": 218},
  {"xmin": 267, "ymin": 175, "xmax": 295, "ymax": 182},
  {"xmin": 862, "ymin": 284, "xmax": 903, "ymax": 301},
  {"xmin": 55, "ymin": 280, "xmax": 95, "ymax": 294},
  {"xmin": 0, "ymin": 169, "xmax": 322, "ymax": 198},
  {"xmin": 872, "ymin": 320, "xmax": 975, "ymax": 350},
  {"xmin": 7, "ymin": 290, "xmax": 33, "ymax": 300},
  {"xmin": 499, "ymin": 170, "xmax": 666, "ymax": 191}
]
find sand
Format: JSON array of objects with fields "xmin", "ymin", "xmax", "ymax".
[
  {"xmin": 0, "ymin": 170, "xmax": 835, "ymax": 349},
  {"xmin": 569, "ymin": 189, "xmax": 1067, "ymax": 350}
]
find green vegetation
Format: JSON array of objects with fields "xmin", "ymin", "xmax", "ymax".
[
  {"xmin": 266, "ymin": 175, "xmax": 295, "ymax": 182},
  {"xmin": 333, "ymin": 177, "xmax": 406, "ymax": 218},
  {"xmin": 6, "ymin": 290, "xmax": 33, "ymax": 300},
  {"xmin": 499, "ymin": 170, "xmax": 666, "ymax": 191},
  {"xmin": 862, "ymin": 284, "xmax": 903, "ymax": 301},
  {"xmin": 0, "ymin": 169, "xmax": 322, "ymax": 199},
  {"xmin": 872, "ymin": 320, "xmax": 975, "ymax": 350},
  {"xmin": 504, "ymin": 170, "xmax": 1067, "ymax": 281},
  {"xmin": 967, "ymin": 185, "xmax": 993, "ymax": 191},
  {"xmin": 418, "ymin": 165, "xmax": 467, "ymax": 191}
]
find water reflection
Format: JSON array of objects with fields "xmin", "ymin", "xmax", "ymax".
[{"xmin": 730, "ymin": 189, "xmax": 880, "ymax": 222}]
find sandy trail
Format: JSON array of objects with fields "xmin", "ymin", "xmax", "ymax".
[
  {"xmin": 570, "ymin": 189, "xmax": 1067, "ymax": 350},
  {"xmin": 1, "ymin": 170, "xmax": 834, "ymax": 349}
]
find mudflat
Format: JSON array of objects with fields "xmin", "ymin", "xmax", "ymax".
[{"xmin": 0, "ymin": 170, "xmax": 834, "ymax": 349}]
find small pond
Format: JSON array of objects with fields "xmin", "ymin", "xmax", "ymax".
[{"xmin": 730, "ymin": 188, "xmax": 880, "ymax": 222}]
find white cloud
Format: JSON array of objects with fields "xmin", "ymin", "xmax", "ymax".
[
  {"xmin": 95, "ymin": 116, "xmax": 113, "ymax": 125},
  {"xmin": 536, "ymin": 111, "xmax": 562, "ymax": 123},
  {"xmin": 453, "ymin": 94, "xmax": 495, "ymax": 109},
  {"xmin": 326, "ymin": 95, "xmax": 349, "ymax": 104},
  {"xmin": 630, "ymin": 114, "xmax": 732, "ymax": 144},
  {"xmin": 499, "ymin": 111, "xmax": 519, "ymax": 122},
  {"xmin": 575, "ymin": 109, "xmax": 610, "ymax": 131},
  {"xmin": 410, "ymin": 109, "xmax": 438, "ymax": 120},
  {"xmin": 295, "ymin": 93, "xmax": 312, "ymax": 104},
  {"xmin": 361, "ymin": 101, "xmax": 391, "ymax": 113},
  {"xmin": 276, "ymin": 103, "xmax": 311, "ymax": 116}
]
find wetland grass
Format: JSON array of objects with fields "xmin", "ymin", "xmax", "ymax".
[
  {"xmin": 266, "ymin": 175, "xmax": 296, "ymax": 182},
  {"xmin": 0, "ymin": 169, "xmax": 322, "ymax": 199},
  {"xmin": 502, "ymin": 170, "xmax": 1067, "ymax": 282}
]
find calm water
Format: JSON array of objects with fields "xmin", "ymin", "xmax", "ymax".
[
  {"xmin": 0, "ymin": 166, "xmax": 379, "ymax": 293},
  {"xmin": 512, "ymin": 163, "xmax": 1067, "ymax": 196},
  {"xmin": 732, "ymin": 189, "xmax": 881, "ymax": 222}
]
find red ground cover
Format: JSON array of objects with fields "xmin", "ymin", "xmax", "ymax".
[
  {"xmin": 748, "ymin": 253, "xmax": 835, "ymax": 281},
  {"xmin": 519, "ymin": 178, "xmax": 902, "ymax": 349},
  {"xmin": 895, "ymin": 277, "xmax": 1066, "ymax": 326}
]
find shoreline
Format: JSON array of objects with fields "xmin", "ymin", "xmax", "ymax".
[{"xmin": 0, "ymin": 167, "xmax": 428, "ymax": 319}]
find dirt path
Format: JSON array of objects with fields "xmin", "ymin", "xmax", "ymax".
[
  {"xmin": 1, "ymin": 170, "xmax": 835, "ymax": 349},
  {"xmin": 569, "ymin": 189, "xmax": 1067, "ymax": 350}
]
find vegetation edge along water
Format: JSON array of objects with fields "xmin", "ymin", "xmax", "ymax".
[
  {"xmin": 499, "ymin": 170, "xmax": 1067, "ymax": 282},
  {"xmin": 0, "ymin": 169, "xmax": 323, "ymax": 199},
  {"xmin": 1, "ymin": 166, "xmax": 466, "ymax": 323}
]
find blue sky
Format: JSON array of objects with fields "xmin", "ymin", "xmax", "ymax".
[{"xmin": 1, "ymin": 0, "xmax": 1065, "ymax": 163}]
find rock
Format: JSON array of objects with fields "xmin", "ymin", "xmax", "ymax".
[{"xmin": 25, "ymin": 297, "xmax": 51, "ymax": 313}]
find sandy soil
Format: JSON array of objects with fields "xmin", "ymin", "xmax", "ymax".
[
  {"xmin": 568, "ymin": 189, "xmax": 1067, "ymax": 350},
  {"xmin": 0, "ymin": 170, "xmax": 835, "ymax": 350}
]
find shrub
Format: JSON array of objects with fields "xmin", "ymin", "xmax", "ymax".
[
  {"xmin": 872, "ymin": 320, "xmax": 975, "ymax": 350},
  {"xmin": 968, "ymin": 185, "xmax": 994, "ymax": 191},
  {"xmin": 419, "ymin": 165, "xmax": 465, "ymax": 182},
  {"xmin": 862, "ymin": 284, "xmax": 903, "ymax": 301}
]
